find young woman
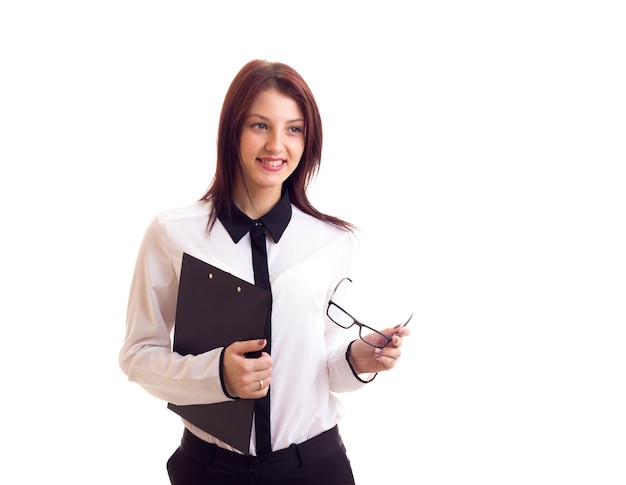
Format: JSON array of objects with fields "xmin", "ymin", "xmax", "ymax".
[{"xmin": 120, "ymin": 59, "xmax": 410, "ymax": 484}]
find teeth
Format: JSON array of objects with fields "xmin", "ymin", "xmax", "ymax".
[{"xmin": 262, "ymin": 159, "xmax": 283, "ymax": 167}]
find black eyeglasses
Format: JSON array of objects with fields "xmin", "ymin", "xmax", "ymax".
[{"xmin": 326, "ymin": 277, "xmax": 412, "ymax": 348}]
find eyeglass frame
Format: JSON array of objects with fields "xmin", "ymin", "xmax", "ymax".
[{"xmin": 326, "ymin": 277, "xmax": 412, "ymax": 348}]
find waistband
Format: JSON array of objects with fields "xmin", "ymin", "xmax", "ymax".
[{"xmin": 180, "ymin": 425, "xmax": 345, "ymax": 470}]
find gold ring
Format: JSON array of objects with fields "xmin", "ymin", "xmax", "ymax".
[{"xmin": 259, "ymin": 379, "xmax": 263, "ymax": 389}]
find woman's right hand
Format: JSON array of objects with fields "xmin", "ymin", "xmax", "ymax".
[{"xmin": 223, "ymin": 339, "xmax": 273, "ymax": 399}]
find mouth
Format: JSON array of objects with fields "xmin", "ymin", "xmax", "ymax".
[{"xmin": 258, "ymin": 158, "xmax": 285, "ymax": 168}]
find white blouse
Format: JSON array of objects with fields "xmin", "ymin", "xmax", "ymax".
[{"xmin": 119, "ymin": 199, "xmax": 368, "ymax": 455}]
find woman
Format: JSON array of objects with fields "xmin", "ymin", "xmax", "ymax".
[{"xmin": 120, "ymin": 59, "xmax": 410, "ymax": 484}]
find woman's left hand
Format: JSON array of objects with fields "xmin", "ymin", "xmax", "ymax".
[{"xmin": 348, "ymin": 325, "xmax": 410, "ymax": 374}]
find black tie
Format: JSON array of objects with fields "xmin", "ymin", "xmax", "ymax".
[{"xmin": 250, "ymin": 221, "xmax": 272, "ymax": 454}]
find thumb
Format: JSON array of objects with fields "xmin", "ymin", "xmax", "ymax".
[{"xmin": 229, "ymin": 339, "xmax": 267, "ymax": 356}]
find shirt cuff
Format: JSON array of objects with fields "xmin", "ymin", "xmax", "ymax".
[
  {"xmin": 219, "ymin": 347, "xmax": 239, "ymax": 400},
  {"xmin": 345, "ymin": 340, "xmax": 377, "ymax": 383}
]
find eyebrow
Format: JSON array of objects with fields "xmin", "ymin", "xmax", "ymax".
[{"xmin": 247, "ymin": 113, "xmax": 304, "ymax": 124}]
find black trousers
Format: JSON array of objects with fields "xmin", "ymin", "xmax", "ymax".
[{"xmin": 167, "ymin": 426, "xmax": 356, "ymax": 485}]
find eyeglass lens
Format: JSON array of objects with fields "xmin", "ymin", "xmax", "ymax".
[{"xmin": 327, "ymin": 303, "xmax": 355, "ymax": 329}]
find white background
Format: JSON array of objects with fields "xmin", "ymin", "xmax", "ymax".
[{"xmin": 1, "ymin": 1, "xmax": 625, "ymax": 484}]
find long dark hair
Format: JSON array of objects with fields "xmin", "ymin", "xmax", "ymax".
[{"xmin": 200, "ymin": 59, "xmax": 355, "ymax": 232}]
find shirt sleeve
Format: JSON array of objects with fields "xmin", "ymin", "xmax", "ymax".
[
  {"xmin": 324, "ymin": 231, "xmax": 376, "ymax": 391},
  {"xmin": 119, "ymin": 215, "xmax": 231, "ymax": 406}
]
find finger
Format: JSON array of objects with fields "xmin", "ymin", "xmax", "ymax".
[
  {"xmin": 390, "ymin": 335, "xmax": 404, "ymax": 348},
  {"xmin": 253, "ymin": 376, "xmax": 271, "ymax": 395},
  {"xmin": 374, "ymin": 349, "xmax": 399, "ymax": 370},
  {"xmin": 376, "ymin": 345, "xmax": 401, "ymax": 359},
  {"xmin": 383, "ymin": 325, "xmax": 411, "ymax": 339},
  {"xmin": 396, "ymin": 326, "xmax": 410, "ymax": 337},
  {"xmin": 384, "ymin": 330, "xmax": 409, "ymax": 348},
  {"xmin": 252, "ymin": 353, "xmax": 273, "ymax": 373},
  {"xmin": 228, "ymin": 339, "xmax": 267, "ymax": 357}
]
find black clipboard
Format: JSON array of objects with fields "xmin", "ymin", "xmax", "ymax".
[{"xmin": 167, "ymin": 252, "xmax": 270, "ymax": 453}]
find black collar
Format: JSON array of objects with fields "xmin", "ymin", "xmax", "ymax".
[{"xmin": 218, "ymin": 190, "xmax": 292, "ymax": 244}]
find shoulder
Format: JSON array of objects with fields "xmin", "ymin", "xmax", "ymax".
[
  {"xmin": 155, "ymin": 200, "xmax": 212, "ymax": 226},
  {"xmin": 137, "ymin": 200, "xmax": 216, "ymax": 265},
  {"xmin": 143, "ymin": 200, "xmax": 213, "ymax": 246},
  {"xmin": 289, "ymin": 205, "xmax": 358, "ymax": 247}
]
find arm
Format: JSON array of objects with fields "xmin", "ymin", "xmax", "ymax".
[
  {"xmin": 325, "ymin": 232, "xmax": 378, "ymax": 390},
  {"xmin": 119, "ymin": 216, "xmax": 230, "ymax": 406}
]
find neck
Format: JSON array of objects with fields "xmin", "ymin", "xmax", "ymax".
[{"xmin": 233, "ymin": 185, "xmax": 282, "ymax": 220}]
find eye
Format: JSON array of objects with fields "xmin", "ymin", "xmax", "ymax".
[
  {"xmin": 251, "ymin": 122, "xmax": 268, "ymax": 130},
  {"xmin": 288, "ymin": 125, "xmax": 303, "ymax": 134}
]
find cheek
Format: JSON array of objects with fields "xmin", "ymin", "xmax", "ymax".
[
  {"xmin": 239, "ymin": 130, "xmax": 268, "ymax": 154},
  {"xmin": 238, "ymin": 134, "xmax": 254, "ymax": 156},
  {"xmin": 290, "ymin": 140, "xmax": 305, "ymax": 161}
]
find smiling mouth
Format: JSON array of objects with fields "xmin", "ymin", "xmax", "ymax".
[{"xmin": 258, "ymin": 158, "xmax": 285, "ymax": 167}]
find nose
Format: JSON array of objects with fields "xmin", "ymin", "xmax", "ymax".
[{"xmin": 265, "ymin": 131, "xmax": 283, "ymax": 153}]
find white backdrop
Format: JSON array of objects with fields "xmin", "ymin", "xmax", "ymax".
[{"xmin": 1, "ymin": 1, "xmax": 625, "ymax": 484}]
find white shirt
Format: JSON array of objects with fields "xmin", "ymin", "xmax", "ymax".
[{"xmin": 119, "ymin": 198, "xmax": 368, "ymax": 455}]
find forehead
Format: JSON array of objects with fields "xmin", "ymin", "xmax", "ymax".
[{"xmin": 248, "ymin": 89, "xmax": 303, "ymax": 119}]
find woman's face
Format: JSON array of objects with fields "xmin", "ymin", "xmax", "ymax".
[{"xmin": 238, "ymin": 88, "xmax": 305, "ymax": 203}]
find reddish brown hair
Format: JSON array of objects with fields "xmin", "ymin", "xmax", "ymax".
[{"xmin": 200, "ymin": 59, "xmax": 355, "ymax": 231}]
